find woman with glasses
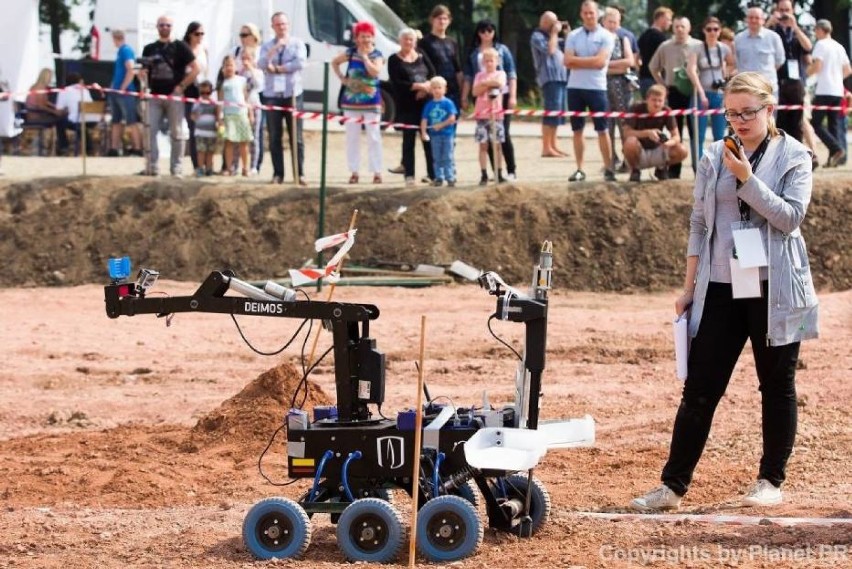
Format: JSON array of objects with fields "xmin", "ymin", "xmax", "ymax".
[
  {"xmin": 687, "ymin": 16, "xmax": 735, "ymax": 160},
  {"xmin": 182, "ymin": 22, "xmax": 209, "ymax": 172},
  {"xmin": 461, "ymin": 19, "xmax": 518, "ymax": 181},
  {"xmin": 632, "ymin": 72, "xmax": 818, "ymax": 512}
]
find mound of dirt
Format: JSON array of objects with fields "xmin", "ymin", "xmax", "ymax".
[
  {"xmin": 0, "ymin": 176, "xmax": 849, "ymax": 291},
  {"xmin": 0, "ymin": 363, "xmax": 330, "ymax": 508},
  {"xmin": 189, "ymin": 361, "xmax": 331, "ymax": 448}
]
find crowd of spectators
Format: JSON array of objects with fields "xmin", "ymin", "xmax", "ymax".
[{"xmin": 6, "ymin": 1, "xmax": 850, "ymax": 185}]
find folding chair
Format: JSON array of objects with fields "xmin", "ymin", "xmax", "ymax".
[{"xmin": 79, "ymin": 100, "xmax": 107, "ymax": 174}]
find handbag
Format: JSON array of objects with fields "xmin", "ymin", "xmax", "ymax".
[{"xmin": 672, "ymin": 66, "xmax": 693, "ymax": 95}]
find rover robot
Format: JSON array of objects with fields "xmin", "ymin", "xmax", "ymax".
[{"xmin": 103, "ymin": 241, "xmax": 594, "ymax": 563}]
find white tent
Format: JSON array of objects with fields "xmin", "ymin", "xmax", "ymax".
[{"xmin": 0, "ymin": 0, "xmax": 38, "ymax": 136}]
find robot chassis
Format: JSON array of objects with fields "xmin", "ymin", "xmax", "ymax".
[{"xmin": 103, "ymin": 242, "xmax": 594, "ymax": 563}]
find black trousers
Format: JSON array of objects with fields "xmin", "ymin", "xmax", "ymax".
[
  {"xmin": 398, "ymin": 112, "xmax": 434, "ymax": 179},
  {"xmin": 264, "ymin": 94, "xmax": 305, "ymax": 178},
  {"xmin": 487, "ymin": 93, "xmax": 516, "ymax": 175},
  {"xmin": 666, "ymin": 86, "xmax": 695, "ymax": 179},
  {"xmin": 661, "ymin": 282, "xmax": 800, "ymax": 496},
  {"xmin": 777, "ymin": 80, "xmax": 805, "ymax": 142}
]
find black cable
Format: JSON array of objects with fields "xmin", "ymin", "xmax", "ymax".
[
  {"xmin": 257, "ymin": 424, "xmax": 300, "ymax": 486},
  {"xmin": 289, "ymin": 344, "xmax": 334, "ymax": 411},
  {"xmin": 253, "ymin": 289, "xmax": 316, "ymax": 487},
  {"xmin": 376, "ymin": 404, "xmax": 392, "ymax": 421},
  {"xmin": 231, "ymin": 313, "xmax": 310, "ymax": 356},
  {"xmin": 487, "ymin": 314, "xmax": 523, "ymax": 361}
]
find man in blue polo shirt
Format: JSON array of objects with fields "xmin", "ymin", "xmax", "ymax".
[
  {"xmin": 108, "ymin": 29, "xmax": 142, "ymax": 157},
  {"xmin": 564, "ymin": 0, "xmax": 616, "ymax": 182}
]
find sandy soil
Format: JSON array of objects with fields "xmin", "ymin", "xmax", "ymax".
[
  {"xmin": 0, "ymin": 132, "xmax": 850, "ymax": 568},
  {"xmin": 0, "ymin": 280, "xmax": 849, "ymax": 568}
]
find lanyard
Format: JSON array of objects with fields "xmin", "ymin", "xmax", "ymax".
[
  {"xmin": 703, "ymin": 42, "xmax": 723, "ymax": 82},
  {"xmin": 736, "ymin": 134, "xmax": 771, "ymax": 221}
]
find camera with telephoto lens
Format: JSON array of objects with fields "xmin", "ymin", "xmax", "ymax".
[
  {"xmin": 136, "ymin": 55, "xmax": 161, "ymax": 69},
  {"xmin": 624, "ymin": 69, "xmax": 641, "ymax": 91},
  {"xmin": 711, "ymin": 78, "xmax": 727, "ymax": 90}
]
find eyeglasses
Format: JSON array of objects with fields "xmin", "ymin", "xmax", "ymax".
[
  {"xmin": 193, "ymin": 31, "xmax": 205, "ymax": 36},
  {"xmin": 705, "ymin": 27, "xmax": 720, "ymax": 32},
  {"xmin": 724, "ymin": 105, "xmax": 767, "ymax": 122},
  {"xmin": 239, "ymin": 32, "xmax": 252, "ymax": 38}
]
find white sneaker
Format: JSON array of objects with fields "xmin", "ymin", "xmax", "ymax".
[
  {"xmin": 742, "ymin": 479, "xmax": 782, "ymax": 507},
  {"xmin": 404, "ymin": 176, "xmax": 415, "ymax": 186},
  {"xmin": 630, "ymin": 485, "xmax": 682, "ymax": 511},
  {"xmin": 506, "ymin": 173, "xmax": 517, "ymax": 181}
]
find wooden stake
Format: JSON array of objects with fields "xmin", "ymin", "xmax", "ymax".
[
  {"xmin": 408, "ymin": 314, "xmax": 427, "ymax": 568},
  {"xmin": 304, "ymin": 209, "xmax": 359, "ymax": 369}
]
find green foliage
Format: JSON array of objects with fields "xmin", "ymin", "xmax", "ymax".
[{"xmin": 651, "ymin": 1, "xmax": 745, "ymax": 31}]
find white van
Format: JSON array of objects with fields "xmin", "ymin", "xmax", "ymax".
[{"xmin": 93, "ymin": 0, "xmax": 405, "ymax": 121}]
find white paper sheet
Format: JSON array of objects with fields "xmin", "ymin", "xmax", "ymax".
[
  {"xmin": 730, "ymin": 258, "xmax": 762, "ymax": 298},
  {"xmin": 732, "ymin": 227, "xmax": 768, "ymax": 268},
  {"xmin": 673, "ymin": 313, "xmax": 689, "ymax": 381}
]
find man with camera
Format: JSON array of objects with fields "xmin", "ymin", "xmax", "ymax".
[
  {"xmin": 648, "ymin": 16, "xmax": 701, "ymax": 179},
  {"xmin": 530, "ymin": 11, "xmax": 569, "ymax": 158},
  {"xmin": 734, "ymin": 7, "xmax": 784, "ymax": 99},
  {"xmin": 139, "ymin": 15, "xmax": 199, "ymax": 177},
  {"xmin": 621, "ymin": 84, "xmax": 687, "ymax": 182},
  {"xmin": 766, "ymin": 1, "xmax": 811, "ymax": 143}
]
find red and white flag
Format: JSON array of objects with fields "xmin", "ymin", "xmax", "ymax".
[{"xmin": 289, "ymin": 229, "xmax": 357, "ymax": 286}]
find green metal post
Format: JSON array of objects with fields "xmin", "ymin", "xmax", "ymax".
[{"xmin": 317, "ymin": 61, "xmax": 330, "ymax": 293}]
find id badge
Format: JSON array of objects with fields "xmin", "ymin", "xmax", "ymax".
[
  {"xmin": 786, "ymin": 59, "xmax": 800, "ymax": 81},
  {"xmin": 730, "ymin": 257, "xmax": 762, "ymax": 298},
  {"xmin": 731, "ymin": 222, "xmax": 768, "ymax": 269},
  {"xmin": 273, "ymin": 73, "xmax": 288, "ymax": 93}
]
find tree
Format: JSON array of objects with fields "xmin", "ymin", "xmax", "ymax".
[{"xmin": 40, "ymin": 0, "xmax": 82, "ymax": 58}]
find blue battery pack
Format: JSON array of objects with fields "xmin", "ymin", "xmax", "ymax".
[
  {"xmin": 397, "ymin": 409, "xmax": 417, "ymax": 430},
  {"xmin": 313, "ymin": 406, "xmax": 338, "ymax": 422}
]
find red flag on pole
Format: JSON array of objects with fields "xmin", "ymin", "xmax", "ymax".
[{"xmin": 90, "ymin": 25, "xmax": 100, "ymax": 60}]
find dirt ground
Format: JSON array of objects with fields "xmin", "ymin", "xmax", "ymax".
[{"xmin": 0, "ymin": 137, "xmax": 850, "ymax": 568}]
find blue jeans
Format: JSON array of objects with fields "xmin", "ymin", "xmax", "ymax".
[
  {"xmin": 697, "ymin": 90, "xmax": 726, "ymax": 160},
  {"xmin": 430, "ymin": 135, "xmax": 455, "ymax": 181}
]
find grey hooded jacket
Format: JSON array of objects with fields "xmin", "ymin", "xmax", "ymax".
[{"xmin": 687, "ymin": 133, "xmax": 819, "ymax": 346}]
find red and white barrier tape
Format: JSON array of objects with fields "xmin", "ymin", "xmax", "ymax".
[
  {"xmin": 3, "ymin": 85, "xmax": 847, "ymax": 132},
  {"xmin": 572, "ymin": 511, "xmax": 852, "ymax": 527},
  {"xmin": 289, "ymin": 229, "xmax": 356, "ymax": 286}
]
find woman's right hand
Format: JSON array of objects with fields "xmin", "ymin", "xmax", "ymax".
[{"xmin": 675, "ymin": 290, "xmax": 693, "ymax": 316}]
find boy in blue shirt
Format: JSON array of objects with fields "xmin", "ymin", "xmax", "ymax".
[{"xmin": 420, "ymin": 76, "xmax": 458, "ymax": 186}]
